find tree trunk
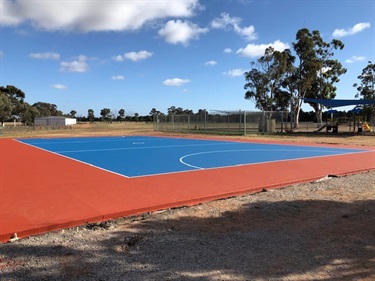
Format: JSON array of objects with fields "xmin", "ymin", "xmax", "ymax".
[
  {"xmin": 316, "ymin": 106, "xmax": 323, "ymax": 124},
  {"xmin": 293, "ymin": 97, "xmax": 303, "ymax": 129},
  {"xmin": 294, "ymin": 106, "xmax": 300, "ymax": 129},
  {"xmin": 310, "ymin": 103, "xmax": 323, "ymax": 124}
]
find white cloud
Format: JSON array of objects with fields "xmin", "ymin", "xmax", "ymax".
[
  {"xmin": 332, "ymin": 22, "xmax": 371, "ymax": 38},
  {"xmin": 224, "ymin": 48, "xmax": 232, "ymax": 53},
  {"xmin": 0, "ymin": 0, "xmax": 201, "ymax": 32},
  {"xmin": 345, "ymin": 56, "xmax": 366, "ymax": 64},
  {"xmin": 51, "ymin": 84, "xmax": 67, "ymax": 90},
  {"xmin": 112, "ymin": 75, "xmax": 125, "ymax": 80},
  {"xmin": 211, "ymin": 12, "xmax": 241, "ymax": 29},
  {"xmin": 29, "ymin": 52, "xmax": 60, "ymax": 60},
  {"xmin": 60, "ymin": 55, "xmax": 89, "ymax": 72},
  {"xmin": 112, "ymin": 50, "xmax": 153, "ymax": 62},
  {"xmin": 236, "ymin": 40, "xmax": 290, "ymax": 58},
  {"xmin": 223, "ymin": 69, "xmax": 246, "ymax": 77},
  {"xmin": 163, "ymin": 78, "xmax": 190, "ymax": 86},
  {"xmin": 211, "ymin": 13, "xmax": 257, "ymax": 41},
  {"xmin": 158, "ymin": 20, "xmax": 208, "ymax": 46},
  {"xmin": 0, "ymin": 1, "xmax": 22, "ymax": 26},
  {"xmin": 125, "ymin": 50, "xmax": 153, "ymax": 62},
  {"xmin": 234, "ymin": 25, "xmax": 257, "ymax": 41},
  {"xmin": 205, "ymin": 60, "xmax": 217, "ymax": 66},
  {"xmin": 112, "ymin": 55, "xmax": 124, "ymax": 62}
]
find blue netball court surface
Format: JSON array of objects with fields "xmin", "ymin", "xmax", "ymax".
[{"xmin": 18, "ymin": 136, "xmax": 368, "ymax": 178}]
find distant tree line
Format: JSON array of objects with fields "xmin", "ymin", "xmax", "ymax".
[
  {"xmin": 0, "ymin": 83, "xmax": 370, "ymax": 127},
  {"xmin": 0, "ymin": 85, "xmax": 65, "ymax": 126}
]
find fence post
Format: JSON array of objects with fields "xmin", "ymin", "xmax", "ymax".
[
  {"xmin": 262, "ymin": 111, "xmax": 265, "ymax": 134},
  {"xmin": 204, "ymin": 109, "xmax": 207, "ymax": 132},
  {"xmin": 244, "ymin": 111, "xmax": 247, "ymax": 136},
  {"xmin": 155, "ymin": 114, "xmax": 159, "ymax": 131},
  {"xmin": 239, "ymin": 109, "xmax": 241, "ymax": 132}
]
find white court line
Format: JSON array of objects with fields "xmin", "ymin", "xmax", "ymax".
[
  {"xmin": 18, "ymin": 136, "xmax": 152, "ymax": 145},
  {"xmin": 14, "ymin": 139, "xmax": 131, "ymax": 179},
  {"xmin": 130, "ymin": 149, "xmax": 372, "ymax": 178},
  {"xmin": 179, "ymin": 149, "xmax": 371, "ymax": 170},
  {"xmin": 54, "ymin": 142, "xmax": 236, "ymax": 154}
]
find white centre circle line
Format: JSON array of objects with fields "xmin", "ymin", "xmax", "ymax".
[
  {"xmin": 179, "ymin": 148, "xmax": 349, "ymax": 170},
  {"xmin": 179, "ymin": 149, "xmax": 270, "ymax": 170}
]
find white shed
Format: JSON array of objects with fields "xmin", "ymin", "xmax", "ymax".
[{"xmin": 34, "ymin": 117, "xmax": 76, "ymax": 126}]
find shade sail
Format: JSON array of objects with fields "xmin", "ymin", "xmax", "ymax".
[{"xmin": 304, "ymin": 98, "xmax": 375, "ymax": 108}]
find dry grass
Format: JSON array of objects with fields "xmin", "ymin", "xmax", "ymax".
[{"xmin": 0, "ymin": 122, "xmax": 154, "ymax": 139}]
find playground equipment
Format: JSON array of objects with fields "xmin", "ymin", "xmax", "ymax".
[
  {"xmin": 314, "ymin": 124, "xmax": 327, "ymax": 132},
  {"xmin": 349, "ymin": 107, "xmax": 375, "ymax": 133},
  {"xmin": 313, "ymin": 107, "xmax": 374, "ymax": 134},
  {"xmin": 362, "ymin": 122, "xmax": 371, "ymax": 132},
  {"xmin": 320, "ymin": 109, "xmax": 339, "ymax": 133}
]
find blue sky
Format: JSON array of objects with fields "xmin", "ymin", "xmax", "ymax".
[{"xmin": 1, "ymin": 0, "xmax": 374, "ymax": 117}]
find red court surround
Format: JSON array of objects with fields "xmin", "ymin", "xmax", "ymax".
[{"xmin": 0, "ymin": 137, "xmax": 374, "ymax": 242}]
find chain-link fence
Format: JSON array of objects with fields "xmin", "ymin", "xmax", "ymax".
[{"xmin": 153, "ymin": 110, "xmax": 289, "ymax": 135}]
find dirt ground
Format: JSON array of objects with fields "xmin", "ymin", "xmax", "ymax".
[{"xmin": 0, "ymin": 124, "xmax": 374, "ymax": 280}]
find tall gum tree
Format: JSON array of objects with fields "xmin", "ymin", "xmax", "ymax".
[
  {"xmin": 244, "ymin": 47, "xmax": 294, "ymax": 112},
  {"xmin": 88, "ymin": 109, "xmax": 95, "ymax": 123},
  {"xmin": 290, "ymin": 28, "xmax": 321, "ymax": 128},
  {"xmin": 353, "ymin": 61, "xmax": 375, "ymax": 121},
  {"xmin": 0, "ymin": 85, "xmax": 26, "ymax": 124},
  {"xmin": 0, "ymin": 94, "xmax": 12, "ymax": 125},
  {"xmin": 305, "ymin": 31, "xmax": 346, "ymax": 124}
]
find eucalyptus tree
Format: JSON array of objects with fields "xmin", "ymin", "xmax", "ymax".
[
  {"xmin": 0, "ymin": 85, "xmax": 25, "ymax": 105},
  {"xmin": 175, "ymin": 107, "xmax": 184, "ymax": 115},
  {"xmin": 354, "ymin": 61, "xmax": 375, "ymax": 100},
  {"xmin": 100, "ymin": 108, "xmax": 111, "ymax": 122},
  {"xmin": 167, "ymin": 106, "xmax": 177, "ymax": 115},
  {"xmin": 183, "ymin": 109, "xmax": 194, "ymax": 115},
  {"xmin": 20, "ymin": 102, "xmax": 40, "ymax": 125},
  {"xmin": 353, "ymin": 61, "xmax": 375, "ymax": 117},
  {"xmin": 118, "ymin": 109, "xmax": 125, "ymax": 120},
  {"xmin": 88, "ymin": 109, "xmax": 94, "ymax": 123},
  {"xmin": 244, "ymin": 47, "xmax": 294, "ymax": 112},
  {"xmin": 0, "ymin": 85, "xmax": 26, "ymax": 122},
  {"xmin": 133, "ymin": 113, "xmax": 139, "ymax": 122},
  {"xmin": 0, "ymin": 93, "xmax": 12, "ymax": 125},
  {"xmin": 289, "ymin": 28, "xmax": 323, "ymax": 128},
  {"xmin": 305, "ymin": 31, "xmax": 346, "ymax": 124},
  {"xmin": 32, "ymin": 102, "xmax": 62, "ymax": 116},
  {"xmin": 149, "ymin": 108, "xmax": 161, "ymax": 116}
]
